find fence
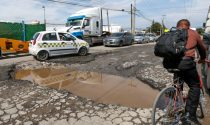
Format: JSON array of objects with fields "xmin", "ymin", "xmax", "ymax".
[{"xmin": 0, "ymin": 21, "xmax": 45, "ymax": 41}]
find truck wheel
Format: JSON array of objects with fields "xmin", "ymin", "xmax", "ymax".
[
  {"xmin": 36, "ymin": 50, "xmax": 49, "ymax": 61},
  {"xmin": 89, "ymin": 38, "xmax": 94, "ymax": 46},
  {"xmin": 78, "ymin": 47, "xmax": 88, "ymax": 56}
]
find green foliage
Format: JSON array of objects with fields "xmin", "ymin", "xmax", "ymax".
[
  {"xmin": 0, "ymin": 22, "xmax": 22, "ymax": 40},
  {"xmin": 0, "ymin": 22, "xmax": 45, "ymax": 41},
  {"xmin": 196, "ymin": 28, "xmax": 204, "ymax": 35},
  {"xmin": 147, "ymin": 21, "xmax": 163, "ymax": 35}
]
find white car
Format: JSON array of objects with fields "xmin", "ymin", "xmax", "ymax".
[{"xmin": 29, "ymin": 31, "xmax": 89, "ymax": 61}]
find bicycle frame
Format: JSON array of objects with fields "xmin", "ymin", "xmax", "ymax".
[
  {"xmin": 152, "ymin": 60, "xmax": 209, "ymax": 125},
  {"xmin": 172, "ymin": 74, "xmax": 185, "ymax": 114}
]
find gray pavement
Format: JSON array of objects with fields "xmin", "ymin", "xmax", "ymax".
[{"xmin": 0, "ymin": 43, "xmax": 209, "ymax": 125}]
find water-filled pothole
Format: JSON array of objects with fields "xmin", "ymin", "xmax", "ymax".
[{"xmin": 15, "ymin": 68, "xmax": 159, "ymax": 108}]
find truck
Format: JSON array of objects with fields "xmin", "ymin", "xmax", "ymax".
[
  {"xmin": 203, "ymin": 6, "xmax": 210, "ymax": 90},
  {"xmin": 58, "ymin": 7, "xmax": 111, "ymax": 46},
  {"xmin": 205, "ymin": 10, "xmax": 210, "ymax": 33}
]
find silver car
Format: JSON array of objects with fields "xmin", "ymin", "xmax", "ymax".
[
  {"xmin": 147, "ymin": 33, "xmax": 157, "ymax": 42},
  {"xmin": 103, "ymin": 32, "xmax": 134, "ymax": 47},
  {"xmin": 134, "ymin": 34, "xmax": 147, "ymax": 44}
]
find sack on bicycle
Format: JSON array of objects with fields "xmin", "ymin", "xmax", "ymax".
[{"xmin": 154, "ymin": 27, "xmax": 192, "ymax": 70}]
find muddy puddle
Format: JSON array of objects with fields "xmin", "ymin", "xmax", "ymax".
[{"xmin": 15, "ymin": 68, "xmax": 159, "ymax": 108}]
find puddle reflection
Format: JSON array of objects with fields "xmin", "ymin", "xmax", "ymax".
[{"xmin": 16, "ymin": 68, "xmax": 159, "ymax": 108}]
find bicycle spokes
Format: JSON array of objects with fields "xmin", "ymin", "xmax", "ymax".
[{"xmin": 152, "ymin": 87, "xmax": 185, "ymax": 125}]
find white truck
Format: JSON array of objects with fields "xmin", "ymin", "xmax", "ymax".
[
  {"xmin": 205, "ymin": 10, "xmax": 210, "ymax": 33},
  {"xmin": 204, "ymin": 7, "xmax": 210, "ymax": 90},
  {"xmin": 64, "ymin": 7, "xmax": 109, "ymax": 46}
]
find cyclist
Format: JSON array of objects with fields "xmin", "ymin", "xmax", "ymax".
[{"xmin": 165, "ymin": 19, "xmax": 206, "ymax": 125}]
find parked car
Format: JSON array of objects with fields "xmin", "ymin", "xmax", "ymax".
[
  {"xmin": 103, "ymin": 32, "xmax": 134, "ymax": 47},
  {"xmin": 146, "ymin": 33, "xmax": 157, "ymax": 42},
  {"xmin": 29, "ymin": 31, "xmax": 89, "ymax": 61},
  {"xmin": 143, "ymin": 34, "xmax": 151, "ymax": 43},
  {"xmin": 134, "ymin": 34, "xmax": 146, "ymax": 44}
]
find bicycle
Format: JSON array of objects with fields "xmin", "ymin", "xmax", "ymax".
[{"xmin": 151, "ymin": 65, "xmax": 206, "ymax": 125}]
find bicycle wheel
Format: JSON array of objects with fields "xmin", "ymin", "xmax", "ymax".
[{"xmin": 151, "ymin": 86, "xmax": 185, "ymax": 125}]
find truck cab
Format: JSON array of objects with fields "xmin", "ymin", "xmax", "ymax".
[
  {"xmin": 66, "ymin": 7, "xmax": 102, "ymax": 39},
  {"xmin": 205, "ymin": 12, "xmax": 210, "ymax": 33}
]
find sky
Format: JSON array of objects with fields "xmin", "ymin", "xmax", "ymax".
[{"xmin": 0, "ymin": 0, "xmax": 210, "ymax": 29}]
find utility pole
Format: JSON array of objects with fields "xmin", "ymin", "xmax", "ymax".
[
  {"xmin": 133, "ymin": 0, "xmax": 136, "ymax": 34},
  {"xmin": 106, "ymin": 9, "xmax": 110, "ymax": 32},
  {"xmin": 100, "ymin": 9, "xmax": 103, "ymax": 34},
  {"xmin": 42, "ymin": 6, "xmax": 46, "ymax": 24},
  {"xmin": 161, "ymin": 15, "xmax": 166, "ymax": 35},
  {"xmin": 131, "ymin": 4, "xmax": 133, "ymax": 33}
]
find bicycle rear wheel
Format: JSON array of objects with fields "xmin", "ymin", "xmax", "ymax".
[{"xmin": 151, "ymin": 86, "xmax": 185, "ymax": 125}]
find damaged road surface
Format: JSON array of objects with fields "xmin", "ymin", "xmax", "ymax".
[
  {"xmin": 1, "ymin": 44, "xmax": 210, "ymax": 125},
  {"xmin": 15, "ymin": 68, "xmax": 159, "ymax": 108}
]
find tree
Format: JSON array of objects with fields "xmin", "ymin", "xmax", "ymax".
[
  {"xmin": 196, "ymin": 28, "xmax": 204, "ymax": 35},
  {"xmin": 148, "ymin": 21, "xmax": 163, "ymax": 35}
]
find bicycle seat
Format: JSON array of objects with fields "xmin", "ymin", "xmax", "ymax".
[{"xmin": 167, "ymin": 69, "xmax": 180, "ymax": 73}]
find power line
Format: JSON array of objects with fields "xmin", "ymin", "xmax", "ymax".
[
  {"xmin": 48, "ymin": 0, "xmax": 131, "ymax": 13},
  {"xmin": 140, "ymin": 6, "xmax": 192, "ymax": 10},
  {"xmin": 134, "ymin": 8, "xmax": 153, "ymax": 22},
  {"xmin": 102, "ymin": 8, "xmax": 130, "ymax": 13},
  {"xmin": 47, "ymin": 0, "xmax": 92, "ymax": 7}
]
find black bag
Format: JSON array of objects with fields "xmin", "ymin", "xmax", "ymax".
[{"xmin": 154, "ymin": 28, "xmax": 188, "ymax": 59}]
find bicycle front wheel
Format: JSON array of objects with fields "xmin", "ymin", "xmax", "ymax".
[{"xmin": 151, "ymin": 86, "xmax": 184, "ymax": 125}]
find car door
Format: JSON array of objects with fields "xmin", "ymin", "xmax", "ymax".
[
  {"xmin": 125, "ymin": 33, "xmax": 131, "ymax": 44},
  {"xmin": 41, "ymin": 32, "xmax": 59, "ymax": 56},
  {"xmin": 123, "ymin": 33, "xmax": 128, "ymax": 45},
  {"xmin": 128, "ymin": 33, "xmax": 132, "ymax": 44},
  {"xmin": 58, "ymin": 33, "xmax": 77, "ymax": 54}
]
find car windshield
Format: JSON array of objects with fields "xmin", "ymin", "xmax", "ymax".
[
  {"xmin": 135, "ymin": 34, "xmax": 144, "ymax": 36},
  {"xmin": 67, "ymin": 19, "xmax": 83, "ymax": 27},
  {"xmin": 110, "ymin": 33, "xmax": 124, "ymax": 37},
  {"xmin": 32, "ymin": 33, "xmax": 40, "ymax": 40}
]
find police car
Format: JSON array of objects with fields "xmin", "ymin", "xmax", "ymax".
[{"xmin": 29, "ymin": 31, "xmax": 89, "ymax": 61}]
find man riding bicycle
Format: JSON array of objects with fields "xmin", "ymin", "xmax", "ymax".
[{"xmin": 163, "ymin": 19, "xmax": 206, "ymax": 125}]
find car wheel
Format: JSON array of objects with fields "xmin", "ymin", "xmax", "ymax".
[
  {"xmin": 119, "ymin": 41, "xmax": 123, "ymax": 47},
  {"xmin": 78, "ymin": 47, "xmax": 88, "ymax": 56},
  {"xmin": 131, "ymin": 39, "xmax": 134, "ymax": 45},
  {"xmin": 36, "ymin": 50, "xmax": 49, "ymax": 61}
]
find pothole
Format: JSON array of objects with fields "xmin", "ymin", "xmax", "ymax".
[{"xmin": 15, "ymin": 68, "xmax": 159, "ymax": 108}]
